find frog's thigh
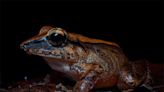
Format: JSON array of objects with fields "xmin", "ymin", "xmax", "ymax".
[{"xmin": 95, "ymin": 73, "xmax": 118, "ymax": 88}]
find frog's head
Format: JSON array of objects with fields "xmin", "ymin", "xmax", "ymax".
[
  {"xmin": 21, "ymin": 26, "xmax": 119, "ymax": 62},
  {"xmin": 20, "ymin": 26, "xmax": 90, "ymax": 61}
]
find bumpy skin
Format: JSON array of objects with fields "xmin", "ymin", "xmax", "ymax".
[{"xmin": 20, "ymin": 26, "xmax": 151, "ymax": 92}]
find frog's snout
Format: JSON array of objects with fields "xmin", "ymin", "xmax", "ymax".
[{"xmin": 20, "ymin": 42, "xmax": 28, "ymax": 50}]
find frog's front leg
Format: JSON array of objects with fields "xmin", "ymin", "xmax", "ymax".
[
  {"xmin": 72, "ymin": 64, "xmax": 102, "ymax": 92},
  {"xmin": 74, "ymin": 71, "xmax": 98, "ymax": 92}
]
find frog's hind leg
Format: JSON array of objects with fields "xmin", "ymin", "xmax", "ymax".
[
  {"xmin": 141, "ymin": 76, "xmax": 155, "ymax": 92},
  {"xmin": 140, "ymin": 62, "xmax": 155, "ymax": 92}
]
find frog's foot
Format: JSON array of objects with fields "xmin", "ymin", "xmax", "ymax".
[
  {"xmin": 141, "ymin": 84, "xmax": 155, "ymax": 92},
  {"xmin": 55, "ymin": 83, "xmax": 73, "ymax": 92}
]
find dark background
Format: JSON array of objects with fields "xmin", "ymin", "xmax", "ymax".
[{"xmin": 1, "ymin": 0, "xmax": 163, "ymax": 88}]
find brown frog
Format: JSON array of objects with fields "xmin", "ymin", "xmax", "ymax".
[{"xmin": 20, "ymin": 26, "xmax": 153, "ymax": 92}]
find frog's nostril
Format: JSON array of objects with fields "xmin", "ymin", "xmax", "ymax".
[
  {"xmin": 20, "ymin": 42, "xmax": 29, "ymax": 50},
  {"xmin": 20, "ymin": 44, "xmax": 26, "ymax": 50}
]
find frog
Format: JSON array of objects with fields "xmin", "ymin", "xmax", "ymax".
[{"xmin": 20, "ymin": 26, "xmax": 153, "ymax": 92}]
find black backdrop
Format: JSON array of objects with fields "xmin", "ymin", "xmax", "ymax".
[{"xmin": 1, "ymin": 0, "xmax": 163, "ymax": 88}]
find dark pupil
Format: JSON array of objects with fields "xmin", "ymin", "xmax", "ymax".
[{"xmin": 48, "ymin": 33, "xmax": 66, "ymax": 46}]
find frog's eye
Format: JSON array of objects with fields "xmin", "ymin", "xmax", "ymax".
[{"xmin": 47, "ymin": 28, "xmax": 67, "ymax": 47}]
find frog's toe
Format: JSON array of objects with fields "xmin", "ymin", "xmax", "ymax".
[{"xmin": 127, "ymin": 81, "xmax": 136, "ymax": 88}]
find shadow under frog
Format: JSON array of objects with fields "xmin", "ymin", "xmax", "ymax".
[{"xmin": 20, "ymin": 26, "xmax": 153, "ymax": 92}]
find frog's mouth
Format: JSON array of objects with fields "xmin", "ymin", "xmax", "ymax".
[
  {"xmin": 25, "ymin": 48, "xmax": 63, "ymax": 58},
  {"xmin": 20, "ymin": 43, "xmax": 63, "ymax": 58}
]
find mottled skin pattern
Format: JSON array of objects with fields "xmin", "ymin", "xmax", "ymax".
[{"xmin": 20, "ymin": 26, "xmax": 152, "ymax": 92}]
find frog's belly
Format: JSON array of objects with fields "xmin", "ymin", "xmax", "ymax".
[
  {"xmin": 43, "ymin": 57, "xmax": 82, "ymax": 80},
  {"xmin": 95, "ymin": 72, "xmax": 118, "ymax": 88}
]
